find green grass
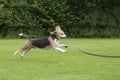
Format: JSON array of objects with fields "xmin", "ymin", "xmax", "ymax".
[{"xmin": 0, "ymin": 39, "xmax": 120, "ymax": 80}]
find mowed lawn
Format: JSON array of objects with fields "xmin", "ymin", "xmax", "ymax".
[{"xmin": 0, "ymin": 39, "xmax": 120, "ymax": 80}]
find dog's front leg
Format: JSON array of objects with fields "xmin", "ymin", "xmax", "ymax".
[
  {"xmin": 54, "ymin": 39, "xmax": 67, "ymax": 48},
  {"xmin": 49, "ymin": 37, "xmax": 66, "ymax": 53},
  {"xmin": 58, "ymin": 44, "xmax": 68, "ymax": 48},
  {"xmin": 54, "ymin": 47, "xmax": 66, "ymax": 53}
]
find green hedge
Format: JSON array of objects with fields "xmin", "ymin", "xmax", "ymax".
[{"xmin": 0, "ymin": 0, "xmax": 120, "ymax": 38}]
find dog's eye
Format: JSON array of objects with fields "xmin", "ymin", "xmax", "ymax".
[{"xmin": 61, "ymin": 33, "xmax": 63, "ymax": 35}]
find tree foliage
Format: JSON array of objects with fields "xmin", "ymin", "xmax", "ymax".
[
  {"xmin": 68, "ymin": 0, "xmax": 120, "ymax": 38},
  {"xmin": 0, "ymin": 0, "xmax": 120, "ymax": 38}
]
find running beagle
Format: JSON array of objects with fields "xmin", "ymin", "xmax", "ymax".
[{"xmin": 14, "ymin": 25, "xmax": 67, "ymax": 57}]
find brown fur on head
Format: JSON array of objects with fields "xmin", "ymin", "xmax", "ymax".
[{"xmin": 50, "ymin": 25, "xmax": 66, "ymax": 38}]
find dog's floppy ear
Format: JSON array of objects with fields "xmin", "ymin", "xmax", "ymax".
[
  {"xmin": 50, "ymin": 32, "xmax": 54, "ymax": 34},
  {"xmin": 55, "ymin": 25, "xmax": 61, "ymax": 31},
  {"xmin": 50, "ymin": 31, "xmax": 57, "ymax": 34}
]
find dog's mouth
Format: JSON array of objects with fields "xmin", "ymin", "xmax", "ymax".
[
  {"xmin": 60, "ymin": 35, "xmax": 67, "ymax": 39},
  {"xmin": 61, "ymin": 37, "xmax": 67, "ymax": 39}
]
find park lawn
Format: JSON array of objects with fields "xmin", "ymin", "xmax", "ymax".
[{"xmin": 0, "ymin": 39, "xmax": 120, "ymax": 80}]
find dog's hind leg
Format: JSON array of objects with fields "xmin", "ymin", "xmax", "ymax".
[
  {"xmin": 14, "ymin": 40, "xmax": 32, "ymax": 57},
  {"xmin": 21, "ymin": 48, "xmax": 31, "ymax": 58},
  {"xmin": 14, "ymin": 50, "xmax": 21, "ymax": 56}
]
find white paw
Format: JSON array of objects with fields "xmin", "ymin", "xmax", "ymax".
[
  {"xmin": 62, "ymin": 50, "xmax": 66, "ymax": 53},
  {"xmin": 14, "ymin": 50, "xmax": 20, "ymax": 56},
  {"xmin": 21, "ymin": 55, "xmax": 24, "ymax": 58},
  {"xmin": 14, "ymin": 53, "xmax": 16, "ymax": 56}
]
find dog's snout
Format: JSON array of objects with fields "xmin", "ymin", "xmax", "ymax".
[
  {"xmin": 64, "ymin": 35, "xmax": 67, "ymax": 38},
  {"xmin": 61, "ymin": 34, "xmax": 67, "ymax": 38}
]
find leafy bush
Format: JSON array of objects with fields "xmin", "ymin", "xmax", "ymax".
[{"xmin": 0, "ymin": 0, "xmax": 120, "ymax": 38}]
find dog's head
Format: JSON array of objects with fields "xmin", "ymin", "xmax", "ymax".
[{"xmin": 51, "ymin": 25, "xmax": 67, "ymax": 39}]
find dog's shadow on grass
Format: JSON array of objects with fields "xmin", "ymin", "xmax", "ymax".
[
  {"xmin": 11, "ymin": 56, "xmax": 63, "ymax": 65},
  {"xmin": 8, "ymin": 50, "xmax": 65, "ymax": 64}
]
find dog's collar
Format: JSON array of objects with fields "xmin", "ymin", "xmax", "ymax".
[{"xmin": 51, "ymin": 34, "xmax": 58, "ymax": 40}]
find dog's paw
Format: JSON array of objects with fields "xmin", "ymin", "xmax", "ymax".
[
  {"xmin": 62, "ymin": 50, "xmax": 66, "ymax": 53},
  {"xmin": 21, "ymin": 55, "xmax": 24, "ymax": 58}
]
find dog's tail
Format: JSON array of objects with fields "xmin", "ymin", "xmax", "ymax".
[{"xmin": 19, "ymin": 33, "xmax": 31, "ymax": 40}]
